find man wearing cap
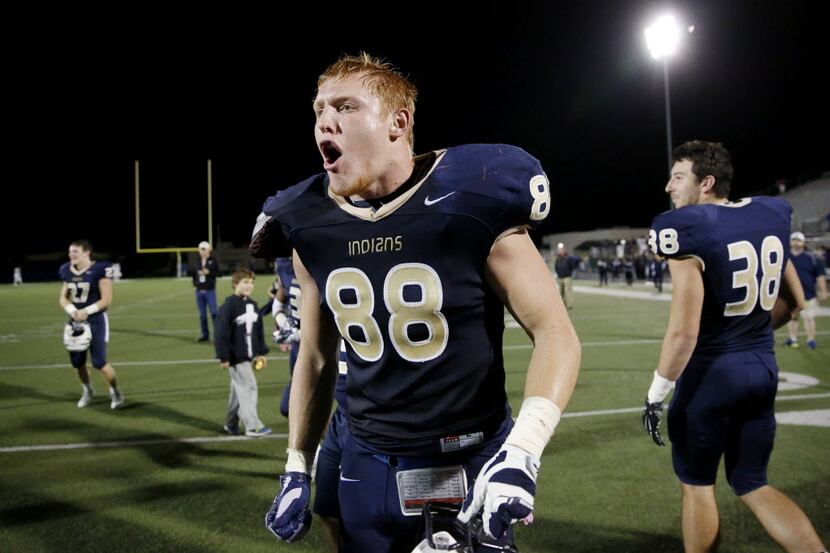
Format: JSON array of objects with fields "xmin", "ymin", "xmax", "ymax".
[
  {"xmin": 193, "ymin": 241, "xmax": 221, "ymax": 342},
  {"xmin": 785, "ymin": 232, "xmax": 827, "ymax": 349}
]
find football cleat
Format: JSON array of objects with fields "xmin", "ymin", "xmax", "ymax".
[
  {"xmin": 77, "ymin": 388, "xmax": 94, "ymax": 408},
  {"xmin": 807, "ymin": 339, "xmax": 817, "ymax": 350},
  {"xmin": 109, "ymin": 389, "xmax": 124, "ymax": 410},
  {"xmin": 64, "ymin": 321, "xmax": 92, "ymax": 352},
  {"xmin": 411, "ymin": 502, "xmax": 518, "ymax": 553},
  {"xmin": 784, "ymin": 338, "xmax": 799, "ymax": 348}
]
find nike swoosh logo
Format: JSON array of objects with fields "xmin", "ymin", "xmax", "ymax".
[
  {"xmin": 424, "ymin": 191, "xmax": 456, "ymax": 206},
  {"xmin": 339, "ymin": 474, "xmax": 360, "ymax": 482}
]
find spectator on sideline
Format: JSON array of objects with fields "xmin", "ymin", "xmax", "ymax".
[{"xmin": 193, "ymin": 241, "xmax": 220, "ymax": 342}]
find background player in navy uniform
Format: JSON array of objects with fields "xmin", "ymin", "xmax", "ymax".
[
  {"xmin": 273, "ymin": 256, "xmax": 302, "ymax": 417},
  {"xmin": 784, "ymin": 231, "xmax": 827, "ymax": 350},
  {"xmin": 254, "ymin": 53, "xmax": 581, "ymax": 552},
  {"xmin": 193, "ymin": 240, "xmax": 220, "ymax": 342},
  {"xmin": 642, "ymin": 141, "xmax": 825, "ymax": 553},
  {"xmin": 58, "ymin": 239, "xmax": 124, "ymax": 409}
]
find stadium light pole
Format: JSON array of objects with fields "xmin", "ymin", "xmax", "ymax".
[{"xmin": 645, "ymin": 15, "xmax": 682, "ymax": 176}]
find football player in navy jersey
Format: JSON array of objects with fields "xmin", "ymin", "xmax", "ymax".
[
  {"xmin": 784, "ymin": 231, "xmax": 827, "ymax": 349},
  {"xmin": 643, "ymin": 141, "xmax": 825, "ymax": 553},
  {"xmin": 273, "ymin": 257, "xmax": 302, "ymax": 417},
  {"xmin": 255, "ymin": 53, "xmax": 581, "ymax": 553},
  {"xmin": 58, "ymin": 240, "xmax": 124, "ymax": 409}
]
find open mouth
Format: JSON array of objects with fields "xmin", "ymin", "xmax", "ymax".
[{"xmin": 319, "ymin": 141, "xmax": 342, "ymax": 169}]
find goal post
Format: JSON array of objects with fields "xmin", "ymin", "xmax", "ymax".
[{"xmin": 134, "ymin": 159, "xmax": 214, "ymax": 276}]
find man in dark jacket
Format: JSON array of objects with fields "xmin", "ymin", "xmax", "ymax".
[{"xmin": 193, "ymin": 241, "xmax": 220, "ymax": 342}]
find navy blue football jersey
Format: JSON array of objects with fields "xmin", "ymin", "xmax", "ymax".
[
  {"xmin": 649, "ymin": 197, "xmax": 791, "ymax": 354},
  {"xmin": 790, "ymin": 251, "xmax": 823, "ymax": 301},
  {"xmin": 255, "ymin": 144, "xmax": 550, "ymax": 455},
  {"xmin": 59, "ymin": 261, "xmax": 114, "ymax": 314},
  {"xmin": 276, "ymin": 259, "xmax": 302, "ymax": 326}
]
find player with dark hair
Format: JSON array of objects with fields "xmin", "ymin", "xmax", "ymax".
[
  {"xmin": 58, "ymin": 239, "xmax": 124, "ymax": 409},
  {"xmin": 643, "ymin": 140, "xmax": 825, "ymax": 552}
]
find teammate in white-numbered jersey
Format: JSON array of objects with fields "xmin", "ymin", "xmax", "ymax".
[
  {"xmin": 58, "ymin": 239, "xmax": 124, "ymax": 409},
  {"xmin": 255, "ymin": 52, "xmax": 580, "ymax": 552},
  {"xmin": 642, "ymin": 140, "xmax": 824, "ymax": 552}
]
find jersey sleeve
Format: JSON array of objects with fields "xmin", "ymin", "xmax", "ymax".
[
  {"xmin": 58, "ymin": 263, "xmax": 70, "ymax": 281},
  {"xmin": 97, "ymin": 262, "xmax": 114, "ymax": 280},
  {"xmin": 649, "ymin": 207, "xmax": 711, "ymax": 260},
  {"xmin": 448, "ymin": 144, "xmax": 551, "ymax": 238},
  {"xmin": 249, "ymin": 191, "xmax": 294, "ymax": 259},
  {"xmin": 491, "ymin": 146, "xmax": 551, "ymax": 235},
  {"xmin": 250, "ymin": 175, "xmax": 323, "ymax": 259}
]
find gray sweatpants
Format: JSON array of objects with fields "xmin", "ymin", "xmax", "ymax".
[{"xmin": 226, "ymin": 361, "xmax": 264, "ymax": 432}]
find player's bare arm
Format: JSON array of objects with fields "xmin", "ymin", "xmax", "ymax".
[
  {"xmin": 287, "ymin": 251, "xmax": 341, "ymax": 468},
  {"xmin": 485, "ymin": 230, "xmax": 580, "ymax": 411},
  {"xmin": 656, "ymin": 257, "xmax": 704, "ymax": 381}
]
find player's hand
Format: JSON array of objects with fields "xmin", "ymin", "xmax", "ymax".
[
  {"xmin": 457, "ymin": 444, "xmax": 538, "ymax": 540},
  {"xmin": 642, "ymin": 399, "xmax": 666, "ymax": 446},
  {"xmin": 220, "ymin": 362, "xmax": 230, "ymax": 370},
  {"xmin": 265, "ymin": 472, "xmax": 312, "ymax": 542},
  {"xmin": 73, "ymin": 310, "xmax": 89, "ymax": 322},
  {"xmin": 273, "ymin": 325, "xmax": 300, "ymax": 345}
]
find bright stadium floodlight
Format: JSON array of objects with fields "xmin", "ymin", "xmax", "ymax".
[
  {"xmin": 645, "ymin": 15, "xmax": 681, "ymax": 60},
  {"xmin": 644, "ymin": 13, "xmax": 687, "ymax": 178}
]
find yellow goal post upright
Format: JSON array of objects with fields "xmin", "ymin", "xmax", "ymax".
[{"xmin": 134, "ymin": 159, "xmax": 214, "ymax": 277}]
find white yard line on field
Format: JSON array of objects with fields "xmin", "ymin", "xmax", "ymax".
[{"xmin": 2, "ymin": 392, "xmax": 827, "ymax": 454}]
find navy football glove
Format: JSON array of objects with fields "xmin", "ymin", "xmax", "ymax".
[
  {"xmin": 457, "ymin": 444, "xmax": 538, "ymax": 540},
  {"xmin": 273, "ymin": 324, "xmax": 300, "ymax": 345},
  {"xmin": 264, "ymin": 472, "xmax": 312, "ymax": 542},
  {"xmin": 642, "ymin": 399, "xmax": 666, "ymax": 446}
]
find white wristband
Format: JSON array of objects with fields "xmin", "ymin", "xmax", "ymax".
[
  {"xmin": 64, "ymin": 304, "xmax": 78, "ymax": 315},
  {"xmin": 647, "ymin": 370, "xmax": 675, "ymax": 403},
  {"xmin": 504, "ymin": 396, "xmax": 562, "ymax": 459},
  {"xmin": 84, "ymin": 303, "xmax": 100, "ymax": 315},
  {"xmin": 275, "ymin": 312, "xmax": 289, "ymax": 330},
  {"xmin": 285, "ymin": 447, "xmax": 314, "ymax": 475}
]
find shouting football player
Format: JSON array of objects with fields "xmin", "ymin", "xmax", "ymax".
[{"xmin": 254, "ymin": 52, "xmax": 581, "ymax": 552}]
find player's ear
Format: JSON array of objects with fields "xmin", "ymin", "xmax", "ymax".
[
  {"xmin": 700, "ymin": 175, "xmax": 716, "ymax": 195},
  {"xmin": 389, "ymin": 108, "xmax": 411, "ymax": 138}
]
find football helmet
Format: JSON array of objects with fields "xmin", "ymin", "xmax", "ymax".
[
  {"xmin": 63, "ymin": 321, "xmax": 92, "ymax": 352},
  {"xmin": 411, "ymin": 502, "xmax": 519, "ymax": 553}
]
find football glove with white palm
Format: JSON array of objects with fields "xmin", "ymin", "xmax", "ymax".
[
  {"xmin": 457, "ymin": 444, "xmax": 538, "ymax": 540},
  {"xmin": 273, "ymin": 325, "xmax": 300, "ymax": 345},
  {"xmin": 264, "ymin": 472, "xmax": 312, "ymax": 542}
]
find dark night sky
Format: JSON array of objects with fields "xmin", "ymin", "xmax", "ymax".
[{"xmin": 5, "ymin": 0, "xmax": 828, "ymax": 264}]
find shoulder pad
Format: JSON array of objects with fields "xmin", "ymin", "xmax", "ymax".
[
  {"xmin": 649, "ymin": 206, "xmax": 712, "ymax": 258},
  {"xmin": 441, "ymin": 144, "xmax": 551, "ymax": 233},
  {"xmin": 250, "ymin": 175, "xmax": 324, "ymax": 259}
]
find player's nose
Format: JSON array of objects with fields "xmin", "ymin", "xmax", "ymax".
[{"xmin": 316, "ymin": 108, "xmax": 337, "ymax": 135}]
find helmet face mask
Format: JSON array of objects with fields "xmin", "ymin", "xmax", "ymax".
[
  {"xmin": 411, "ymin": 502, "xmax": 518, "ymax": 553},
  {"xmin": 63, "ymin": 321, "xmax": 92, "ymax": 352}
]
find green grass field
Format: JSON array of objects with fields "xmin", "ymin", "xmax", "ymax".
[{"xmin": 1, "ymin": 277, "xmax": 827, "ymax": 552}]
